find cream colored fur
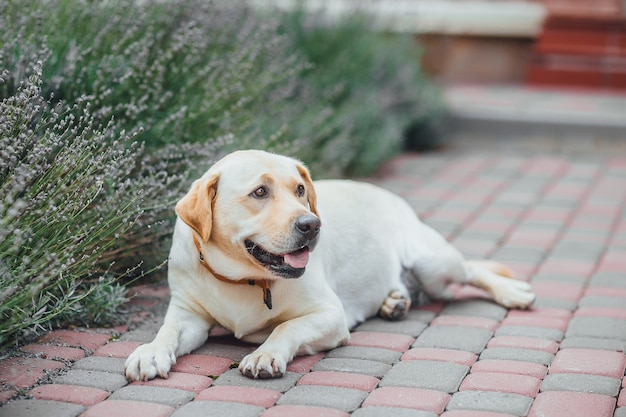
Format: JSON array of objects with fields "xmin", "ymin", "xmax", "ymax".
[{"xmin": 125, "ymin": 150, "xmax": 534, "ymax": 381}]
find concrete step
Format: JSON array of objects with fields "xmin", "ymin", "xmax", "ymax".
[{"xmin": 444, "ymin": 84, "xmax": 626, "ymax": 139}]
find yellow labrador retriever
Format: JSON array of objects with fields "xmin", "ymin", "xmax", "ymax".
[{"xmin": 125, "ymin": 150, "xmax": 534, "ymax": 381}]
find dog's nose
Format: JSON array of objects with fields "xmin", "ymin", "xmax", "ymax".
[{"xmin": 295, "ymin": 215, "xmax": 321, "ymax": 240}]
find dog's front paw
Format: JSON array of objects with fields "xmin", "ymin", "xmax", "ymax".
[
  {"xmin": 125, "ymin": 342, "xmax": 176, "ymax": 382},
  {"xmin": 239, "ymin": 351, "xmax": 287, "ymax": 379}
]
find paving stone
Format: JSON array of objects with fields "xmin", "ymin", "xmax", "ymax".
[
  {"xmin": 616, "ymin": 407, "xmax": 626, "ymax": 417},
  {"xmin": 440, "ymin": 300, "xmax": 507, "ymax": 321},
  {"xmin": 73, "ymin": 356, "xmax": 126, "ymax": 374},
  {"xmin": 109, "ymin": 385, "xmax": 194, "ymax": 407},
  {"xmin": 549, "ymin": 348, "xmax": 626, "ymax": 378},
  {"xmin": 297, "ymin": 371, "xmax": 379, "ymax": 392},
  {"xmin": 479, "ymin": 348, "xmax": 553, "ymax": 366},
  {"xmin": 495, "ymin": 325, "xmax": 563, "ymax": 341},
  {"xmin": 402, "ymin": 348, "xmax": 478, "ymax": 366},
  {"xmin": 430, "ymin": 315, "xmax": 499, "ymax": 331},
  {"xmin": 500, "ymin": 315, "xmax": 568, "ymax": 331},
  {"xmin": 362, "ymin": 387, "xmax": 450, "ymax": 413},
  {"xmin": 170, "ymin": 354, "xmax": 233, "ymax": 377},
  {"xmin": 352, "ymin": 407, "xmax": 437, "ymax": 417},
  {"xmin": 171, "ymin": 400, "xmax": 263, "ymax": 417},
  {"xmin": 528, "ymin": 391, "xmax": 616, "ymax": 417},
  {"xmin": 470, "ymin": 359, "xmax": 548, "ymax": 379},
  {"xmin": 531, "ymin": 273, "xmax": 587, "ymax": 285},
  {"xmin": 130, "ymin": 371, "xmax": 212, "ymax": 393},
  {"xmin": 446, "ymin": 391, "xmax": 533, "ymax": 417},
  {"xmin": 540, "ymin": 374, "xmax": 621, "ymax": 396},
  {"xmin": 536, "ymin": 259, "xmax": 596, "ymax": 279},
  {"xmin": 0, "ymin": 357, "xmax": 66, "ymax": 389},
  {"xmin": 28, "ymin": 384, "xmax": 110, "ymax": 406},
  {"xmin": 579, "ymin": 296, "xmax": 626, "ymax": 309},
  {"xmin": 21, "ymin": 344, "xmax": 86, "ymax": 362},
  {"xmin": 584, "ymin": 286, "xmax": 626, "ymax": 298},
  {"xmin": 192, "ymin": 340, "xmax": 256, "ymax": 361},
  {"xmin": 460, "ymin": 372, "xmax": 541, "ymax": 397},
  {"xmin": 559, "ymin": 337, "xmax": 626, "ymax": 352},
  {"xmin": 354, "ymin": 318, "xmax": 427, "ymax": 336},
  {"xmin": 261, "ymin": 404, "xmax": 350, "ymax": 417},
  {"xmin": 348, "ymin": 332, "xmax": 414, "ymax": 352},
  {"xmin": 532, "ymin": 282, "xmax": 586, "ymax": 302},
  {"xmin": 287, "ymin": 353, "xmax": 324, "ymax": 373},
  {"xmin": 53, "ymin": 369, "xmax": 128, "ymax": 392},
  {"xmin": 37, "ymin": 330, "xmax": 112, "ymax": 352},
  {"xmin": 487, "ymin": 336, "xmax": 558, "ymax": 353},
  {"xmin": 413, "ymin": 326, "xmax": 493, "ymax": 354},
  {"xmin": 491, "ymin": 247, "xmax": 546, "ymax": 262},
  {"xmin": 574, "ymin": 307, "xmax": 626, "ymax": 319},
  {"xmin": 323, "ymin": 346, "xmax": 401, "ymax": 365},
  {"xmin": 549, "ymin": 247, "xmax": 604, "ymax": 261},
  {"xmin": 313, "ymin": 358, "xmax": 392, "ymax": 378},
  {"xmin": 440, "ymin": 412, "xmax": 521, "ymax": 417},
  {"xmin": 93, "ymin": 341, "xmax": 142, "ymax": 359},
  {"xmin": 405, "ymin": 309, "xmax": 437, "ymax": 323},
  {"xmin": 0, "ymin": 390, "xmax": 16, "ymax": 404},
  {"xmin": 212, "ymin": 369, "xmax": 300, "ymax": 393},
  {"xmin": 379, "ymin": 360, "xmax": 469, "ymax": 392},
  {"xmin": 589, "ymin": 272, "xmax": 626, "ymax": 288},
  {"xmin": 506, "ymin": 310, "xmax": 570, "ymax": 324},
  {"xmin": 0, "ymin": 399, "xmax": 85, "ymax": 417},
  {"xmin": 119, "ymin": 329, "xmax": 159, "ymax": 343},
  {"xmin": 276, "ymin": 385, "xmax": 367, "ymax": 413},
  {"xmin": 532, "ymin": 297, "xmax": 578, "ymax": 310},
  {"xmin": 196, "ymin": 386, "xmax": 282, "ymax": 407}
]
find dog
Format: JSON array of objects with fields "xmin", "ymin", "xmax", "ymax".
[{"xmin": 125, "ymin": 150, "xmax": 535, "ymax": 381}]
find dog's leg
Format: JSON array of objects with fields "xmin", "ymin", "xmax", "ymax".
[
  {"xmin": 125, "ymin": 304, "xmax": 211, "ymax": 381},
  {"xmin": 379, "ymin": 290, "xmax": 411, "ymax": 320},
  {"xmin": 465, "ymin": 260, "xmax": 535, "ymax": 309},
  {"xmin": 238, "ymin": 307, "xmax": 349, "ymax": 379}
]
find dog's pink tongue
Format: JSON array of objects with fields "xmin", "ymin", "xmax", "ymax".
[{"xmin": 284, "ymin": 249, "xmax": 309, "ymax": 269}]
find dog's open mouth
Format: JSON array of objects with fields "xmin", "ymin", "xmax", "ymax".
[{"xmin": 245, "ymin": 240, "xmax": 309, "ymax": 278}]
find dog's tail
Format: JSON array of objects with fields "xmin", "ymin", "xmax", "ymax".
[{"xmin": 465, "ymin": 260, "xmax": 515, "ymax": 279}]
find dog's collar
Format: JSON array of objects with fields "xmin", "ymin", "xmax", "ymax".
[{"xmin": 192, "ymin": 234, "xmax": 272, "ymax": 310}]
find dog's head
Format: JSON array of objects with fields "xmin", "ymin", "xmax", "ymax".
[{"xmin": 175, "ymin": 150, "xmax": 320, "ymax": 279}]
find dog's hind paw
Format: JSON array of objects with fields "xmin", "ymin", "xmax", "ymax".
[
  {"xmin": 495, "ymin": 279, "xmax": 535, "ymax": 309},
  {"xmin": 379, "ymin": 290, "xmax": 411, "ymax": 321}
]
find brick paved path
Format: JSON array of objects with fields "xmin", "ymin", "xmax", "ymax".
[{"xmin": 1, "ymin": 141, "xmax": 626, "ymax": 417}]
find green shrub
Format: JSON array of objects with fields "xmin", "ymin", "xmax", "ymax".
[{"xmin": 278, "ymin": 10, "xmax": 445, "ymax": 176}]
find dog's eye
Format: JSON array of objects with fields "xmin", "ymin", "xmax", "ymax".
[
  {"xmin": 296, "ymin": 184, "xmax": 305, "ymax": 197},
  {"xmin": 251, "ymin": 186, "xmax": 269, "ymax": 199}
]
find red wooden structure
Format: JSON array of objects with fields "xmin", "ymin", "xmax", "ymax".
[{"xmin": 527, "ymin": 0, "xmax": 626, "ymax": 89}]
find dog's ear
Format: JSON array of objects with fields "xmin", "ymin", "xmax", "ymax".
[
  {"xmin": 175, "ymin": 174, "xmax": 219, "ymax": 243},
  {"xmin": 296, "ymin": 163, "xmax": 319, "ymax": 218}
]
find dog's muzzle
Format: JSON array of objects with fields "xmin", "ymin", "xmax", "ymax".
[{"xmin": 246, "ymin": 214, "xmax": 321, "ymax": 278}]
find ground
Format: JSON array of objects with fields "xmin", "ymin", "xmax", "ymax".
[{"xmin": 1, "ymin": 87, "xmax": 625, "ymax": 417}]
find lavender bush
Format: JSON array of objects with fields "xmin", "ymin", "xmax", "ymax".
[
  {"xmin": 0, "ymin": 55, "xmax": 222, "ymax": 348},
  {"xmin": 1, "ymin": 0, "xmax": 308, "ymax": 152},
  {"xmin": 0, "ymin": 59, "xmax": 137, "ymax": 345}
]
